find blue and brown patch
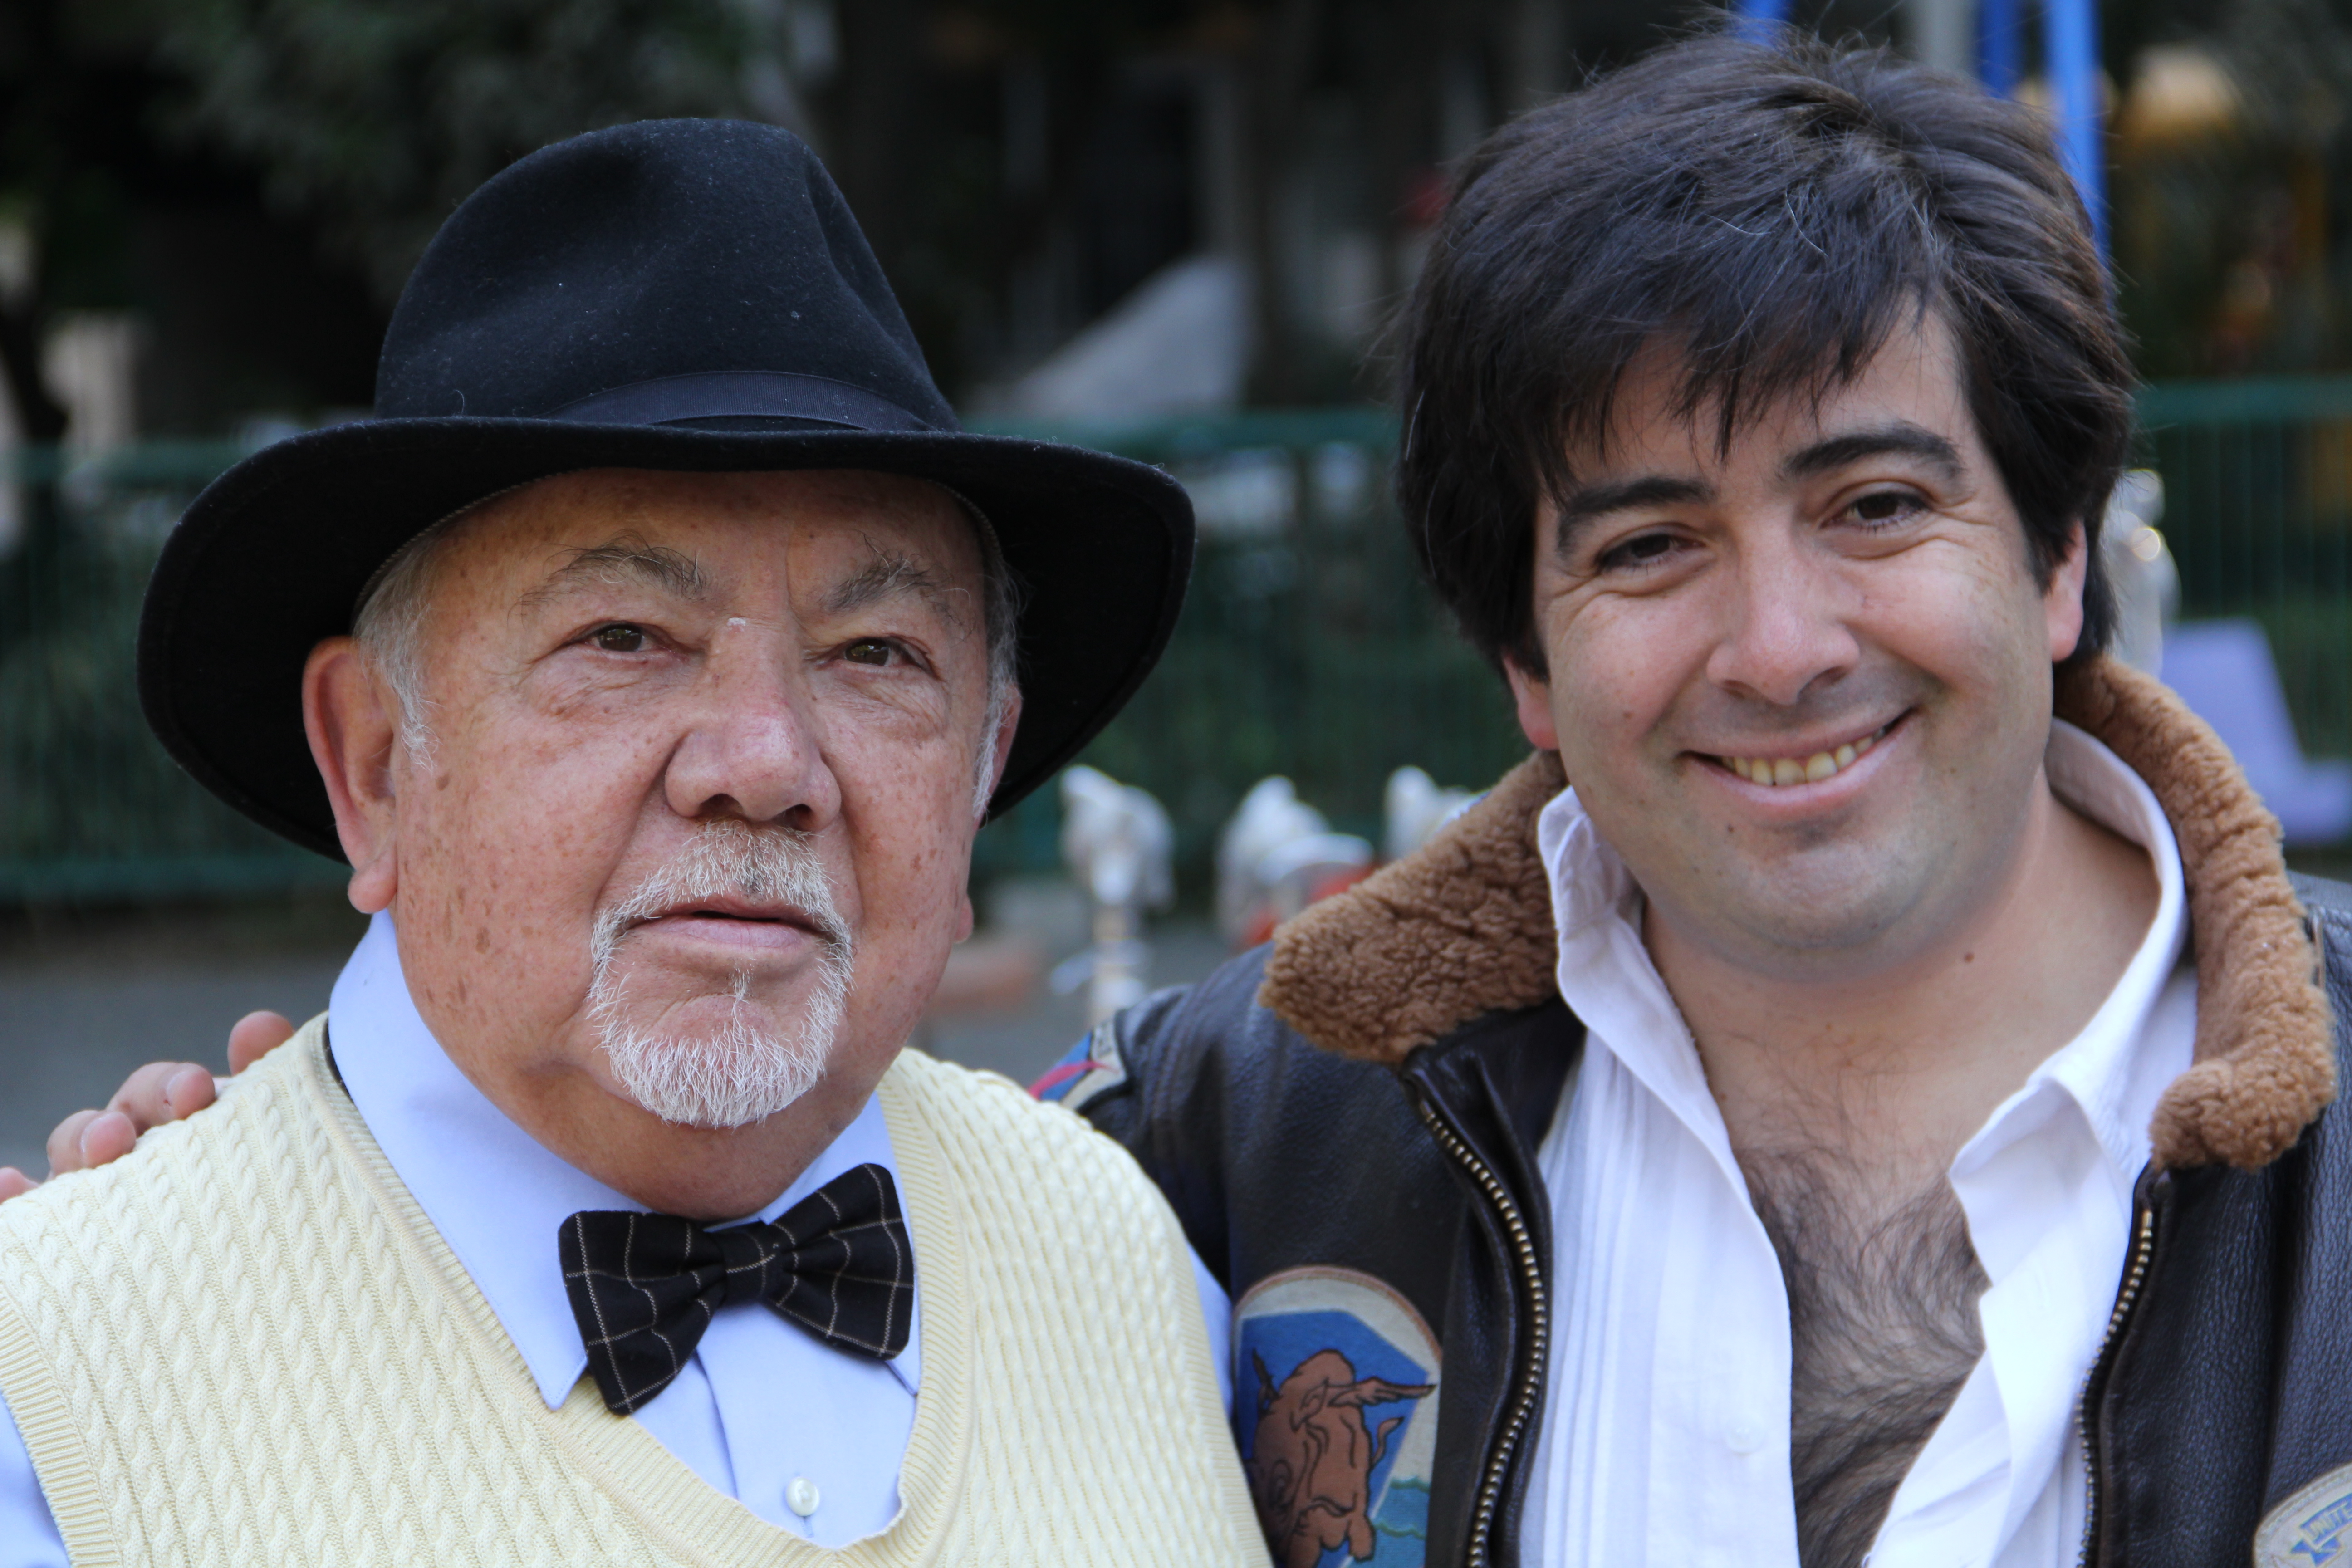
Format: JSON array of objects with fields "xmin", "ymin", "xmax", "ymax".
[{"xmin": 1232, "ymin": 1267, "xmax": 1441, "ymax": 1568}]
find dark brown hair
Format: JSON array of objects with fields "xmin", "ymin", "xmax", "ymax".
[{"xmin": 1396, "ymin": 29, "xmax": 2132, "ymax": 678}]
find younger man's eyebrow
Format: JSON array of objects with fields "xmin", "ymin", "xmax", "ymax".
[
  {"xmin": 1782, "ymin": 422, "xmax": 1965, "ymax": 483},
  {"xmin": 1555, "ymin": 475, "xmax": 1714, "ymax": 550},
  {"xmin": 1550, "ymin": 421, "xmax": 1968, "ymax": 553},
  {"xmin": 521, "ymin": 539, "xmax": 709, "ymax": 606}
]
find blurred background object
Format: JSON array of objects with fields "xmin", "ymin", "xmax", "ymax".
[
  {"xmin": 2100, "ymin": 469, "xmax": 2179, "ymax": 676},
  {"xmin": 16, "ymin": 0, "xmax": 2352, "ymax": 1161},
  {"xmin": 1384, "ymin": 765, "xmax": 1477, "ymax": 863},
  {"xmin": 1215, "ymin": 775, "xmax": 1372, "ymax": 950},
  {"xmin": 2156, "ymin": 619, "xmax": 2352, "ymax": 844},
  {"xmin": 1056, "ymin": 765, "xmax": 1175, "ymax": 1026}
]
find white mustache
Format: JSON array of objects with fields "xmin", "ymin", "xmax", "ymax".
[
  {"xmin": 591, "ymin": 821, "xmax": 851, "ymax": 968},
  {"xmin": 586, "ymin": 821, "xmax": 854, "ymax": 1129}
]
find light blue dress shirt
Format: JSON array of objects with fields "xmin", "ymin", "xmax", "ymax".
[{"xmin": 0, "ymin": 911, "xmax": 1231, "ymax": 1563}]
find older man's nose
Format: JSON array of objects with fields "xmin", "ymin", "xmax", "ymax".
[
  {"xmin": 1704, "ymin": 531, "xmax": 1863, "ymax": 707},
  {"xmin": 664, "ymin": 639, "xmax": 840, "ymax": 829}
]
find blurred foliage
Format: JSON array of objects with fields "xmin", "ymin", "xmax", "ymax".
[
  {"xmin": 2110, "ymin": 0, "xmax": 2352, "ymax": 377},
  {"xmin": 145, "ymin": 0, "xmax": 787, "ymax": 302}
]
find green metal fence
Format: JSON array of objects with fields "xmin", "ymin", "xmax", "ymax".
[
  {"xmin": 963, "ymin": 409, "xmax": 1526, "ymax": 890},
  {"xmin": 8, "ymin": 380, "xmax": 2352, "ymax": 905},
  {"xmin": 0, "ymin": 442, "xmax": 344, "ymax": 903},
  {"xmin": 2136, "ymin": 380, "xmax": 2352, "ymax": 762}
]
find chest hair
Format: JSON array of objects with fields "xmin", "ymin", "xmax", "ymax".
[{"xmin": 1740, "ymin": 1149, "xmax": 1990, "ymax": 1568}]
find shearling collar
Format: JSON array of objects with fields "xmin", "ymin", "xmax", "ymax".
[{"xmin": 1258, "ymin": 656, "xmax": 2336, "ymax": 1171}]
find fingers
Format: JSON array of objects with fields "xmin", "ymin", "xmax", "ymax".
[
  {"xmin": 46, "ymin": 1112, "xmax": 98, "ymax": 1177},
  {"xmin": 46, "ymin": 1108, "xmax": 137, "ymax": 1178},
  {"xmin": 28, "ymin": 1013, "xmax": 296, "ymax": 1191},
  {"xmin": 48, "ymin": 1056, "xmax": 208, "ymax": 1178},
  {"xmin": 226, "ymin": 1010, "xmax": 297, "ymax": 1075},
  {"xmin": 106, "ymin": 1061, "xmax": 219, "ymax": 1133}
]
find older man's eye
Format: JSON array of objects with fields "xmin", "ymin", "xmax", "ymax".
[
  {"xmin": 843, "ymin": 638, "xmax": 897, "ymax": 667},
  {"xmin": 591, "ymin": 624, "xmax": 649, "ymax": 653}
]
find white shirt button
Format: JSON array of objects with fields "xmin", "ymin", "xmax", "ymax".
[
  {"xmin": 786, "ymin": 1476, "xmax": 820, "ymax": 1518},
  {"xmin": 1724, "ymin": 1419, "xmax": 1767, "ymax": 1455}
]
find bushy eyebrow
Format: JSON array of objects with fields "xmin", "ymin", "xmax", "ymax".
[
  {"xmin": 823, "ymin": 544, "xmax": 965, "ymax": 627},
  {"xmin": 519, "ymin": 537, "xmax": 709, "ymax": 608}
]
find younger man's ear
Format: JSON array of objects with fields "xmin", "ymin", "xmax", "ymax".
[
  {"xmin": 302, "ymin": 637, "xmax": 402, "ymax": 915},
  {"xmin": 2045, "ymin": 519, "xmax": 2091, "ymax": 664},
  {"xmin": 1505, "ymin": 658, "xmax": 1561, "ymax": 752}
]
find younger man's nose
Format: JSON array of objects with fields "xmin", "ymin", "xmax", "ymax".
[{"xmin": 1703, "ymin": 535, "xmax": 1864, "ymax": 708}]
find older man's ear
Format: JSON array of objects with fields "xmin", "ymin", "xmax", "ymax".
[
  {"xmin": 951, "ymin": 688, "xmax": 1024, "ymax": 947},
  {"xmin": 982, "ymin": 687, "xmax": 1023, "ymax": 827},
  {"xmin": 302, "ymin": 636, "xmax": 403, "ymax": 916}
]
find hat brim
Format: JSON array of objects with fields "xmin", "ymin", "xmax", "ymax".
[{"xmin": 138, "ymin": 417, "xmax": 1194, "ymax": 860}]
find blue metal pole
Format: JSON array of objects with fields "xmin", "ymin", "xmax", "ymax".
[
  {"xmin": 1977, "ymin": 0, "xmax": 2021, "ymax": 97},
  {"xmin": 2043, "ymin": 0, "xmax": 2108, "ymax": 256},
  {"xmin": 1735, "ymin": 0, "xmax": 1791, "ymax": 43}
]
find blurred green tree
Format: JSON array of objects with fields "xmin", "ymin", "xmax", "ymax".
[
  {"xmin": 2110, "ymin": 0, "xmax": 2352, "ymax": 377},
  {"xmin": 148, "ymin": 0, "xmax": 804, "ymax": 302}
]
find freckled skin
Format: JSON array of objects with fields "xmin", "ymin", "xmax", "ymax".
[{"xmin": 302, "ymin": 469, "xmax": 1015, "ymax": 1220}]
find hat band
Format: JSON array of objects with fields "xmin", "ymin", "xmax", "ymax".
[{"xmin": 543, "ymin": 371, "xmax": 939, "ymax": 432}]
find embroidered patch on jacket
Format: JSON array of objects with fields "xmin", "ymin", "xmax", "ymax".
[
  {"xmin": 1029, "ymin": 1014, "xmax": 1129, "ymax": 1113},
  {"xmin": 2256, "ymin": 1464, "xmax": 2352, "ymax": 1567},
  {"xmin": 1232, "ymin": 1266, "xmax": 1441, "ymax": 1568}
]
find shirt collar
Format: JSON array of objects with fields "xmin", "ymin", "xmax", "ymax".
[
  {"xmin": 1965, "ymin": 720, "xmax": 2187, "ymax": 1184},
  {"xmin": 326, "ymin": 910, "xmax": 919, "ymax": 1410},
  {"xmin": 1535, "ymin": 719, "xmax": 2189, "ymax": 1190}
]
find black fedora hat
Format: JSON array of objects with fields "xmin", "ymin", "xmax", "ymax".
[{"xmin": 138, "ymin": 118, "xmax": 1192, "ymax": 859}]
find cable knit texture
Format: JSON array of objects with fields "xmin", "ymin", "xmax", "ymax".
[
  {"xmin": 1261, "ymin": 655, "xmax": 2333, "ymax": 1171},
  {"xmin": 0, "ymin": 1022, "xmax": 1259, "ymax": 1567}
]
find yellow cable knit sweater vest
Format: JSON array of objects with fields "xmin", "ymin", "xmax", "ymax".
[{"xmin": 0, "ymin": 1020, "xmax": 1259, "ymax": 1567}]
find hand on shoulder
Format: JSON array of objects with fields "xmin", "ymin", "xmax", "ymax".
[{"xmin": 0, "ymin": 1010, "xmax": 298, "ymax": 1200}]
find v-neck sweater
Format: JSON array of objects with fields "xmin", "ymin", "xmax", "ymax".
[{"xmin": 0, "ymin": 1020, "xmax": 1259, "ymax": 1566}]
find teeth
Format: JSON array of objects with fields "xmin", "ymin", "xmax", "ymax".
[{"xmin": 1721, "ymin": 725, "xmax": 1886, "ymax": 787}]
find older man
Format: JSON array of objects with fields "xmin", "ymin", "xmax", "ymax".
[{"xmin": 0, "ymin": 119, "xmax": 1259, "ymax": 1566}]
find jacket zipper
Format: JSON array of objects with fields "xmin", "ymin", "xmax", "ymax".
[
  {"xmin": 1412, "ymin": 1091, "xmax": 1549, "ymax": 1568},
  {"xmin": 2076, "ymin": 1181, "xmax": 2160, "ymax": 1568}
]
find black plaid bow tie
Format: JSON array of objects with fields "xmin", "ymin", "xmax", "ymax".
[{"xmin": 559, "ymin": 1163, "xmax": 913, "ymax": 1415}]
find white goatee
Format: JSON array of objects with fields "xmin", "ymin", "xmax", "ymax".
[{"xmin": 586, "ymin": 821, "xmax": 853, "ymax": 1129}]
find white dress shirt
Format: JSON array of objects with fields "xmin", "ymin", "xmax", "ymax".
[
  {"xmin": 0, "ymin": 911, "xmax": 1232, "ymax": 1565},
  {"xmin": 1520, "ymin": 720, "xmax": 2195, "ymax": 1568}
]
